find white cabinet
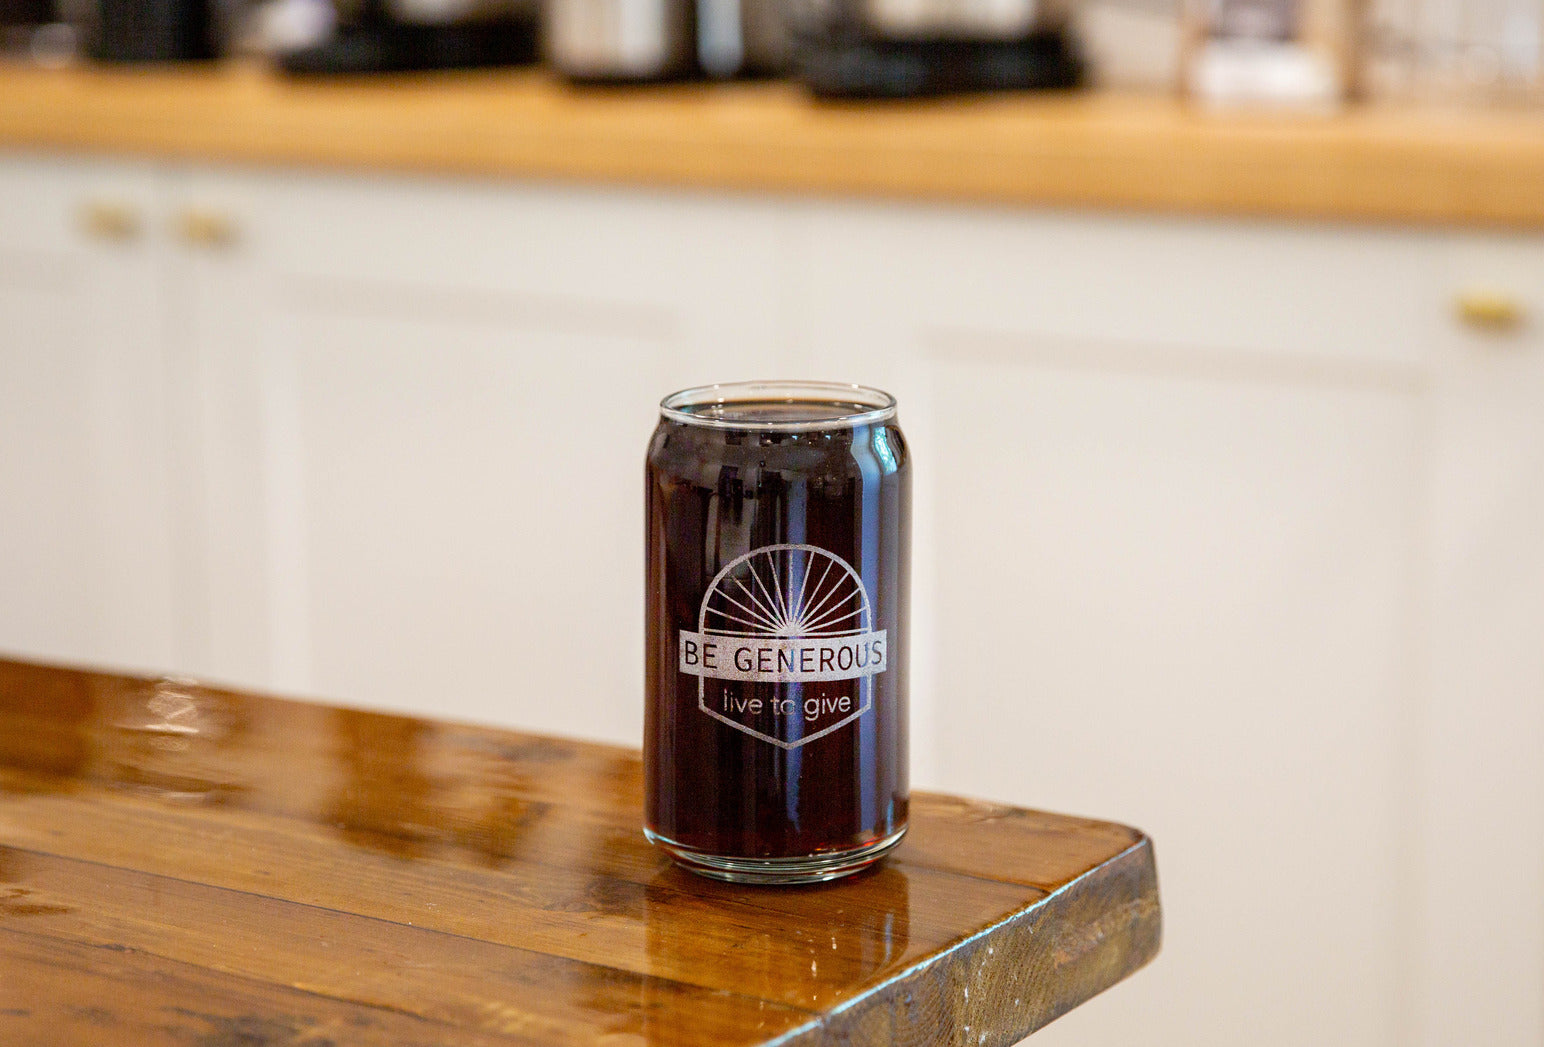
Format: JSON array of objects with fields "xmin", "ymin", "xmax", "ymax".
[
  {"xmin": 171, "ymin": 171, "xmax": 784, "ymax": 744},
  {"xmin": 786, "ymin": 204, "xmax": 1544, "ymax": 1047},
  {"xmin": 0, "ymin": 157, "xmax": 178, "ymax": 674},
  {"xmin": 1416, "ymin": 235, "xmax": 1544, "ymax": 1047},
  {"xmin": 928, "ymin": 362, "xmax": 1421, "ymax": 1047},
  {"xmin": 0, "ymin": 152, "xmax": 1540, "ymax": 1047},
  {"xmin": 786, "ymin": 206, "xmax": 1439, "ymax": 1047}
]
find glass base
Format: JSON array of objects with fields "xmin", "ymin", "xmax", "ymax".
[{"xmin": 644, "ymin": 825, "xmax": 907, "ymax": 885}]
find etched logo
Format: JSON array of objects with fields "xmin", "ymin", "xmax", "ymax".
[{"xmin": 680, "ymin": 543, "xmax": 884, "ymax": 748}]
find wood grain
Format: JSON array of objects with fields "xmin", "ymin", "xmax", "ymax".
[
  {"xmin": 0, "ymin": 63, "xmax": 1540, "ymax": 228},
  {"xmin": 0, "ymin": 657, "xmax": 1160, "ymax": 1045}
]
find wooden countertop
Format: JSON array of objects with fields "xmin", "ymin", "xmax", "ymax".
[
  {"xmin": 0, "ymin": 658, "xmax": 1160, "ymax": 1046},
  {"xmin": 0, "ymin": 62, "xmax": 1541, "ymax": 228}
]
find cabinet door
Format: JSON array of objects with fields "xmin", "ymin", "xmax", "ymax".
[
  {"xmin": 173, "ymin": 170, "xmax": 783, "ymax": 744},
  {"xmin": 788, "ymin": 203, "xmax": 1435, "ymax": 1047},
  {"xmin": 1415, "ymin": 235, "xmax": 1544, "ymax": 1047},
  {"xmin": 0, "ymin": 155, "xmax": 177, "ymax": 673},
  {"xmin": 929, "ymin": 356, "xmax": 1421, "ymax": 1047}
]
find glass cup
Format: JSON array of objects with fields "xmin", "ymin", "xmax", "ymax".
[{"xmin": 644, "ymin": 380, "xmax": 910, "ymax": 884}]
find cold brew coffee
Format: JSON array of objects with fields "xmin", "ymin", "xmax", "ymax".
[{"xmin": 645, "ymin": 381, "xmax": 909, "ymax": 884}]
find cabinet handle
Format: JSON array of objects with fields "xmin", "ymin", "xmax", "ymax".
[
  {"xmin": 1456, "ymin": 290, "xmax": 1525, "ymax": 332},
  {"xmin": 79, "ymin": 200, "xmax": 142, "ymax": 242},
  {"xmin": 177, "ymin": 208, "xmax": 239, "ymax": 249}
]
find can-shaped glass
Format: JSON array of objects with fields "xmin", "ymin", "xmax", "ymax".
[{"xmin": 645, "ymin": 380, "xmax": 910, "ymax": 884}]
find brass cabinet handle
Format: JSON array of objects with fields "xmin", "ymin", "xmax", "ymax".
[
  {"xmin": 176, "ymin": 208, "xmax": 239, "ymax": 248},
  {"xmin": 1456, "ymin": 290, "xmax": 1526, "ymax": 332},
  {"xmin": 79, "ymin": 199, "xmax": 142, "ymax": 242}
]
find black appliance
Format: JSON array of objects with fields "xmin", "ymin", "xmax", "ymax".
[
  {"xmin": 789, "ymin": 0, "xmax": 1081, "ymax": 96},
  {"xmin": 93, "ymin": 0, "xmax": 217, "ymax": 60},
  {"xmin": 0, "ymin": 0, "xmax": 52, "ymax": 24},
  {"xmin": 276, "ymin": 0, "xmax": 536, "ymax": 71}
]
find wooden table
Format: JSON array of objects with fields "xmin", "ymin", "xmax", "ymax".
[{"xmin": 0, "ymin": 658, "xmax": 1160, "ymax": 1046}]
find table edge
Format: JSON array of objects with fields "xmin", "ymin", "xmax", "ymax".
[{"xmin": 768, "ymin": 834, "xmax": 1161, "ymax": 1046}]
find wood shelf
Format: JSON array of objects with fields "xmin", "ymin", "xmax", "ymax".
[{"xmin": 1, "ymin": 62, "xmax": 1542, "ymax": 227}]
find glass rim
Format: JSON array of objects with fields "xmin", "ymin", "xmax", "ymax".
[{"xmin": 659, "ymin": 380, "xmax": 898, "ymax": 432}]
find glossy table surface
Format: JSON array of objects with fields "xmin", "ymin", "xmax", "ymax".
[{"xmin": 0, "ymin": 658, "xmax": 1160, "ymax": 1046}]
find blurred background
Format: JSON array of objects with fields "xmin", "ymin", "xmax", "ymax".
[{"xmin": 0, "ymin": 0, "xmax": 1542, "ymax": 1040}]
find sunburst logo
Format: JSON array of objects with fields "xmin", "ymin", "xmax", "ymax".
[{"xmin": 680, "ymin": 543, "xmax": 885, "ymax": 748}]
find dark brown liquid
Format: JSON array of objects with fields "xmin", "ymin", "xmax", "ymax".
[{"xmin": 645, "ymin": 403, "xmax": 909, "ymax": 859}]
